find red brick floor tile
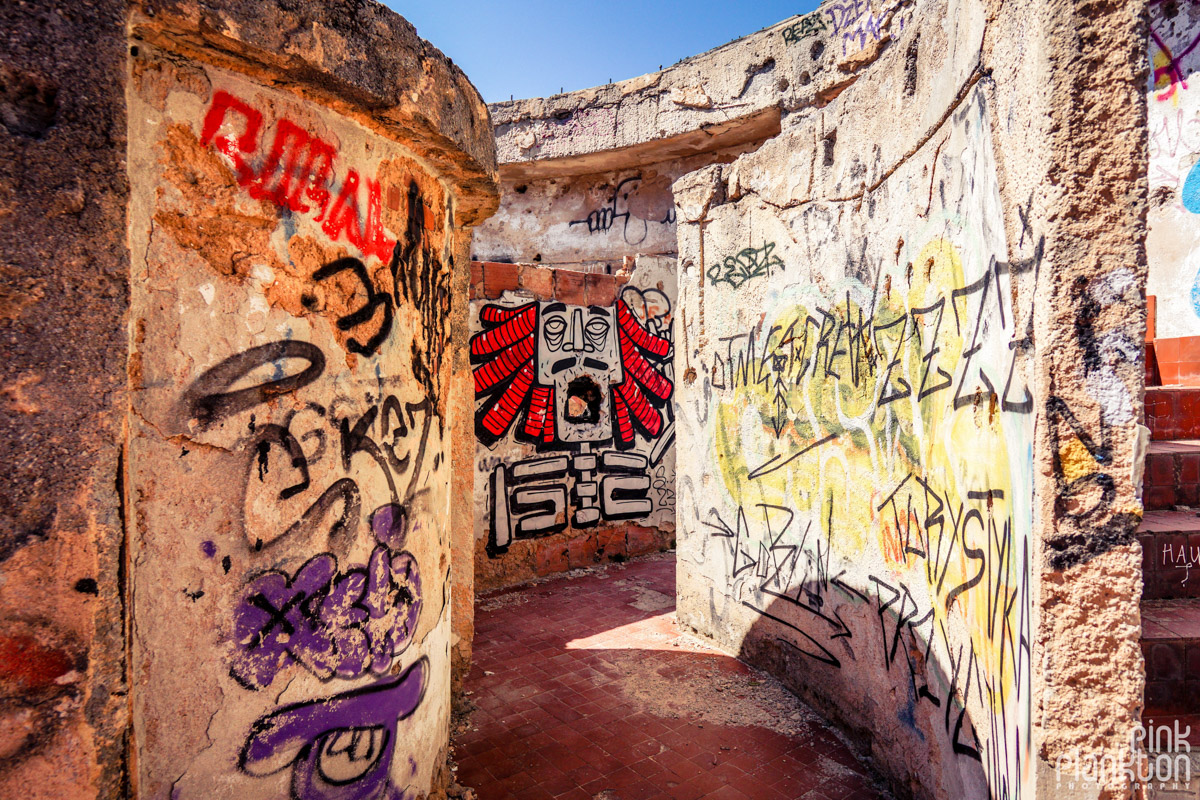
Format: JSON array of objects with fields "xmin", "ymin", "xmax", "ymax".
[
  {"xmin": 553, "ymin": 790, "xmax": 591, "ymax": 800},
  {"xmin": 492, "ymin": 770, "xmax": 536, "ymax": 796},
  {"xmin": 709, "ymin": 761, "xmax": 747, "ymax": 786},
  {"xmin": 526, "ymin": 767, "xmax": 575, "ymax": 796},
  {"xmin": 628, "ymin": 756, "xmax": 670, "ymax": 781},
  {"xmin": 682, "ymin": 771, "xmax": 728, "ymax": 795},
  {"xmin": 483, "ymin": 755, "xmax": 523, "ymax": 781},
  {"xmin": 454, "ymin": 759, "xmax": 492, "ymax": 787},
  {"xmin": 655, "ymin": 749, "xmax": 707, "ymax": 782},
  {"xmin": 578, "ymin": 747, "xmax": 626, "ymax": 774},
  {"xmin": 653, "ymin": 780, "xmax": 705, "ymax": 800},
  {"xmin": 619, "ymin": 780, "xmax": 661, "ymax": 800},
  {"xmin": 735, "ymin": 774, "xmax": 791, "ymax": 800},
  {"xmin": 564, "ymin": 763, "xmax": 604, "ymax": 786},
  {"xmin": 524, "ymin": 731, "xmax": 555, "ymax": 751},
  {"xmin": 578, "ymin": 776, "xmax": 613, "ymax": 795},
  {"xmin": 550, "ymin": 790, "xmax": 590, "ymax": 800},
  {"xmin": 454, "ymin": 553, "xmax": 887, "ymax": 800}
]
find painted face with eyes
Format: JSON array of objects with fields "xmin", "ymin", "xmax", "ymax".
[{"xmin": 536, "ymin": 302, "xmax": 624, "ymax": 443}]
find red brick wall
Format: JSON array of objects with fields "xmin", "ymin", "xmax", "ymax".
[{"xmin": 471, "ymin": 260, "xmax": 628, "ymax": 305}]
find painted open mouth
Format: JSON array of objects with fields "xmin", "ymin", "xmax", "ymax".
[{"xmin": 564, "ymin": 376, "xmax": 602, "ymax": 424}]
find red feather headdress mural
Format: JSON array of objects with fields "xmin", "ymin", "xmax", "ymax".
[{"xmin": 471, "ymin": 296, "xmax": 673, "ymax": 448}]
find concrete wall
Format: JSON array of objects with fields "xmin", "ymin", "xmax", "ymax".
[
  {"xmin": 2, "ymin": 1, "xmax": 497, "ymax": 797},
  {"xmin": 470, "ymin": 0, "xmax": 886, "ymax": 275},
  {"xmin": 1148, "ymin": 2, "xmax": 1200, "ymax": 341},
  {"xmin": 471, "ymin": 152, "xmax": 753, "ymax": 271},
  {"xmin": 469, "ymin": 259, "xmax": 676, "ymax": 590},
  {"xmin": 469, "ymin": 0, "xmax": 941, "ymax": 587},
  {"xmin": 673, "ymin": 1, "xmax": 1147, "ymax": 799}
]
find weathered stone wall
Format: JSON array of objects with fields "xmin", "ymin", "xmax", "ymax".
[
  {"xmin": 3, "ymin": 0, "xmax": 497, "ymax": 797},
  {"xmin": 469, "ymin": 259, "xmax": 676, "ymax": 591},
  {"xmin": 0, "ymin": 1, "xmax": 130, "ymax": 797},
  {"xmin": 1147, "ymin": 2, "xmax": 1200, "ymax": 341},
  {"xmin": 467, "ymin": 0, "xmax": 920, "ymax": 580},
  {"xmin": 674, "ymin": 1, "xmax": 1146, "ymax": 800},
  {"xmin": 471, "ymin": 152, "xmax": 751, "ymax": 271}
]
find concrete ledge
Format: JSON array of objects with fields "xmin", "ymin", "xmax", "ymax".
[{"xmin": 130, "ymin": 0, "xmax": 500, "ymax": 223}]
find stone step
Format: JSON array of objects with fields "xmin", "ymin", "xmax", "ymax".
[
  {"xmin": 1145, "ymin": 441, "xmax": 1200, "ymax": 510},
  {"xmin": 1142, "ymin": 600, "xmax": 1200, "ymax": 715},
  {"xmin": 1139, "ymin": 512, "xmax": 1200, "ymax": 601},
  {"xmin": 1146, "ymin": 387, "xmax": 1200, "ymax": 441}
]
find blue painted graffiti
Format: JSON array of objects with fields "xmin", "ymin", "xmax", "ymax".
[{"xmin": 1183, "ymin": 159, "xmax": 1200, "ymax": 213}]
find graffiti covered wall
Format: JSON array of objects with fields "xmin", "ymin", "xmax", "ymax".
[
  {"xmin": 470, "ymin": 259, "xmax": 676, "ymax": 589},
  {"xmin": 471, "ymin": 155, "xmax": 755, "ymax": 271},
  {"xmin": 674, "ymin": 0, "xmax": 1147, "ymax": 798},
  {"xmin": 679, "ymin": 89, "xmax": 1033, "ymax": 800},
  {"xmin": 1148, "ymin": 0, "xmax": 1200, "ymax": 340},
  {"xmin": 124, "ymin": 27, "xmax": 493, "ymax": 797}
]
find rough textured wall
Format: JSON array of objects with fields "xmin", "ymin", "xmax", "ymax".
[
  {"xmin": 471, "ymin": 151, "xmax": 753, "ymax": 271},
  {"xmin": 0, "ymin": 1, "xmax": 129, "ymax": 798},
  {"xmin": 474, "ymin": 0, "xmax": 916, "ymax": 274},
  {"xmin": 488, "ymin": 0, "xmax": 910, "ymax": 170},
  {"xmin": 1148, "ymin": 1, "xmax": 1200, "ymax": 340},
  {"xmin": 469, "ymin": 259, "xmax": 676, "ymax": 590},
  {"xmin": 1032, "ymin": 0, "xmax": 1146, "ymax": 795},
  {"xmin": 449, "ymin": 228, "xmax": 476, "ymax": 693},
  {"xmin": 673, "ymin": 1, "xmax": 1146, "ymax": 799},
  {"xmin": 123, "ymin": 3, "xmax": 497, "ymax": 797}
]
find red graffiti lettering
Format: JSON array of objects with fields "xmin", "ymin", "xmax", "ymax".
[
  {"xmin": 199, "ymin": 91, "xmax": 397, "ymax": 262},
  {"xmin": 200, "ymin": 90, "xmax": 263, "ymax": 185},
  {"xmin": 323, "ymin": 169, "xmax": 365, "ymax": 251}
]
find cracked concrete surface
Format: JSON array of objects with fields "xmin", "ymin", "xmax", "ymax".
[
  {"xmin": 0, "ymin": 0, "xmax": 1153, "ymax": 797},
  {"xmin": 117, "ymin": 3, "xmax": 496, "ymax": 798},
  {"xmin": 671, "ymin": 1, "xmax": 1146, "ymax": 800}
]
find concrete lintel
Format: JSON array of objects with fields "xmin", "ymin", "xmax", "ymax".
[{"xmin": 498, "ymin": 107, "xmax": 782, "ymax": 183}]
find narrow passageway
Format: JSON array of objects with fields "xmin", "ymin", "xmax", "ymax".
[{"xmin": 454, "ymin": 553, "xmax": 890, "ymax": 800}]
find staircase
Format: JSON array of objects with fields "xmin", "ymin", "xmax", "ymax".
[{"xmin": 1140, "ymin": 333, "xmax": 1200, "ymax": 744}]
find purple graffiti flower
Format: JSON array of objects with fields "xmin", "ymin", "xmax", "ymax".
[
  {"xmin": 231, "ymin": 555, "xmax": 340, "ymax": 689},
  {"xmin": 363, "ymin": 546, "xmax": 422, "ymax": 675},
  {"xmin": 370, "ymin": 503, "xmax": 408, "ymax": 551},
  {"xmin": 320, "ymin": 569, "xmax": 371, "ymax": 680},
  {"xmin": 232, "ymin": 548, "xmax": 422, "ymax": 687},
  {"xmin": 239, "ymin": 657, "xmax": 428, "ymax": 800}
]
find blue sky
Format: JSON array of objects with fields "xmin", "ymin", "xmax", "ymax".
[{"xmin": 388, "ymin": 1, "xmax": 822, "ymax": 103}]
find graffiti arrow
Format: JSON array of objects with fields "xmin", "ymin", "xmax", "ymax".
[
  {"xmin": 747, "ymin": 433, "xmax": 838, "ymax": 480},
  {"xmin": 770, "ymin": 391, "xmax": 788, "ymax": 438}
]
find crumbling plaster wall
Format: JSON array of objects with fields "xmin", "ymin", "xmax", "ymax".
[
  {"xmin": 674, "ymin": 1, "xmax": 1146, "ymax": 800},
  {"xmin": 486, "ymin": 2, "xmax": 901, "ymax": 170},
  {"xmin": 3, "ymin": 0, "xmax": 498, "ymax": 797},
  {"xmin": 1147, "ymin": 1, "xmax": 1200, "ymax": 341},
  {"xmin": 474, "ymin": 0, "xmax": 910, "ymax": 272},
  {"xmin": 471, "ymin": 151, "xmax": 754, "ymax": 271},
  {"xmin": 468, "ymin": 259, "xmax": 676, "ymax": 591},
  {"xmin": 0, "ymin": 1, "xmax": 130, "ymax": 798},
  {"xmin": 123, "ymin": 1, "xmax": 499, "ymax": 793}
]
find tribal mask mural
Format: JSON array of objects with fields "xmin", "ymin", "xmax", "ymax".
[
  {"xmin": 471, "ymin": 291, "xmax": 673, "ymax": 448},
  {"xmin": 471, "ymin": 281, "xmax": 676, "ymax": 557}
]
